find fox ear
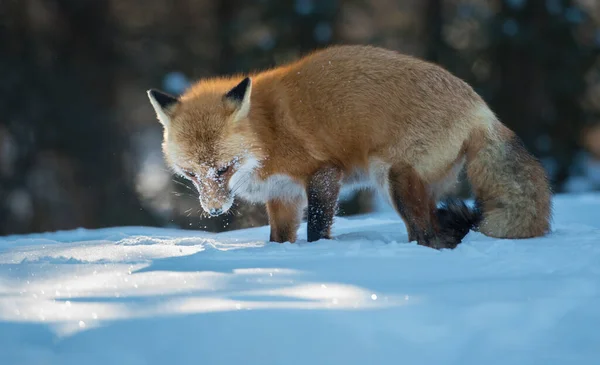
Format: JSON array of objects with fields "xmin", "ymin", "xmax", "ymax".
[
  {"xmin": 224, "ymin": 77, "xmax": 252, "ymax": 122},
  {"xmin": 147, "ymin": 89, "xmax": 179, "ymax": 127}
]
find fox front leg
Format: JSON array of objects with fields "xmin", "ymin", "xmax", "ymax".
[
  {"xmin": 266, "ymin": 199, "xmax": 303, "ymax": 243},
  {"xmin": 306, "ymin": 166, "xmax": 342, "ymax": 242}
]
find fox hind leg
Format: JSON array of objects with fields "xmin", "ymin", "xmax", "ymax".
[
  {"xmin": 387, "ymin": 163, "xmax": 446, "ymax": 248},
  {"xmin": 387, "ymin": 163, "xmax": 478, "ymax": 249}
]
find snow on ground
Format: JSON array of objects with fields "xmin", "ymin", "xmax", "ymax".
[{"xmin": 1, "ymin": 194, "xmax": 599, "ymax": 365}]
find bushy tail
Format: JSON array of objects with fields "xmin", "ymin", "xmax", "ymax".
[
  {"xmin": 436, "ymin": 198, "xmax": 482, "ymax": 247},
  {"xmin": 465, "ymin": 123, "xmax": 552, "ymax": 238}
]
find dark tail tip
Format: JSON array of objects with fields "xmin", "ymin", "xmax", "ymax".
[{"xmin": 436, "ymin": 198, "xmax": 482, "ymax": 247}]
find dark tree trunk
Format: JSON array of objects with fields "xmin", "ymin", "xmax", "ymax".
[{"xmin": 0, "ymin": 0, "xmax": 159, "ymax": 234}]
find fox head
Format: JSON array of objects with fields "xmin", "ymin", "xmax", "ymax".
[{"xmin": 147, "ymin": 77, "xmax": 263, "ymax": 216}]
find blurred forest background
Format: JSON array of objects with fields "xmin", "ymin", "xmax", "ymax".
[{"xmin": 2, "ymin": 0, "xmax": 600, "ymax": 235}]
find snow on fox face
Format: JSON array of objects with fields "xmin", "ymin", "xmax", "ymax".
[
  {"xmin": 170, "ymin": 152, "xmax": 244, "ymax": 217},
  {"xmin": 147, "ymin": 77, "xmax": 262, "ymax": 217}
]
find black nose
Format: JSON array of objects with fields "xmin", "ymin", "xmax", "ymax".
[{"xmin": 209, "ymin": 208, "xmax": 223, "ymax": 217}]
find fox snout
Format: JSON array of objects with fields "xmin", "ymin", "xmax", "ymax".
[
  {"xmin": 193, "ymin": 183, "xmax": 234, "ymax": 217},
  {"xmin": 198, "ymin": 194, "xmax": 234, "ymax": 217},
  {"xmin": 207, "ymin": 208, "xmax": 224, "ymax": 217}
]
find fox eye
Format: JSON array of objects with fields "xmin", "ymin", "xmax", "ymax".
[
  {"xmin": 216, "ymin": 165, "xmax": 230, "ymax": 177},
  {"xmin": 183, "ymin": 170, "xmax": 197, "ymax": 179}
]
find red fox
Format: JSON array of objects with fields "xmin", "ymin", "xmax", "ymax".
[{"xmin": 147, "ymin": 45, "xmax": 551, "ymax": 249}]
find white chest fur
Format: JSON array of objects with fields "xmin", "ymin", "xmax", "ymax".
[
  {"xmin": 228, "ymin": 156, "xmax": 305, "ymax": 203},
  {"xmin": 230, "ymin": 172, "xmax": 306, "ymax": 203},
  {"xmin": 228, "ymin": 156, "xmax": 391, "ymax": 204}
]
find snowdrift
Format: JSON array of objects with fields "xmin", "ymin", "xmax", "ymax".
[{"xmin": 1, "ymin": 194, "xmax": 599, "ymax": 364}]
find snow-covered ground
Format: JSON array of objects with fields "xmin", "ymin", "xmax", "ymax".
[{"xmin": 1, "ymin": 194, "xmax": 599, "ymax": 365}]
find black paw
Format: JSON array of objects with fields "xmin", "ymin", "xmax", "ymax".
[{"xmin": 435, "ymin": 198, "xmax": 482, "ymax": 248}]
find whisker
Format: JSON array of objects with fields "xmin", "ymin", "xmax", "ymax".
[
  {"xmin": 229, "ymin": 171, "xmax": 252, "ymax": 192},
  {"xmin": 172, "ymin": 191, "xmax": 196, "ymax": 199},
  {"xmin": 229, "ymin": 180, "xmax": 245, "ymax": 195},
  {"xmin": 231, "ymin": 176, "xmax": 252, "ymax": 196},
  {"xmin": 172, "ymin": 179, "xmax": 196, "ymax": 193},
  {"xmin": 197, "ymin": 208, "xmax": 209, "ymax": 220}
]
